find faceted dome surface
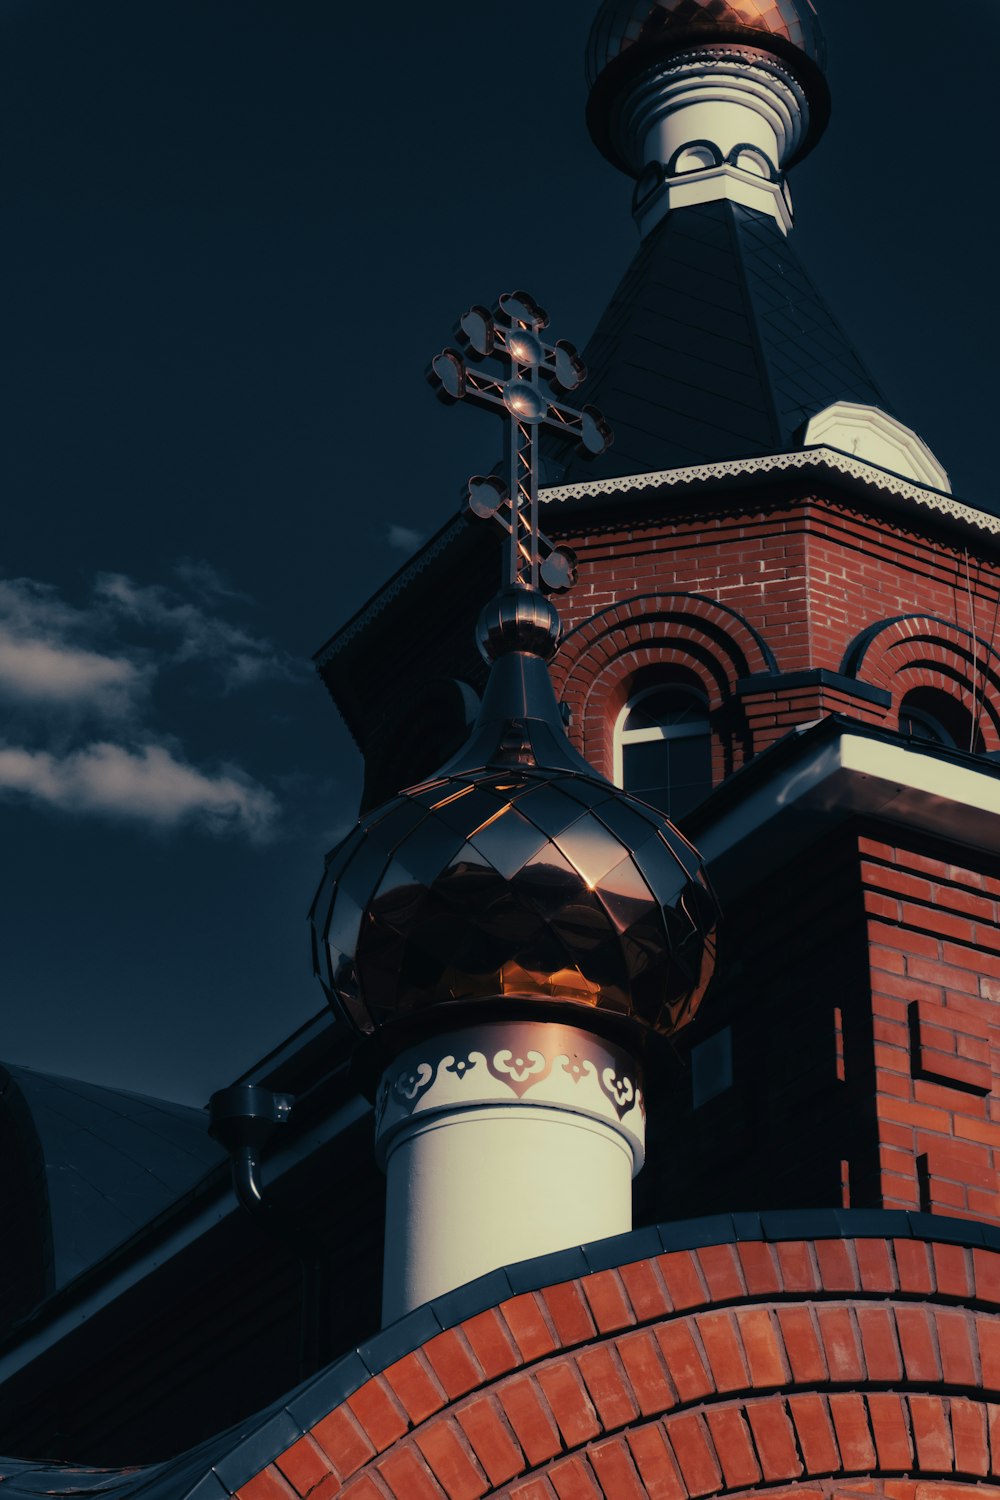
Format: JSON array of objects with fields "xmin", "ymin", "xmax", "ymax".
[
  {"xmin": 586, "ymin": 0, "xmax": 827, "ymax": 86},
  {"xmin": 310, "ymin": 762, "xmax": 718, "ymax": 1042}
]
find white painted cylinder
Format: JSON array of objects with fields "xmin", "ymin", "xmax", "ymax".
[
  {"xmin": 375, "ymin": 1020, "xmax": 644, "ymax": 1326},
  {"xmin": 614, "ymin": 47, "xmax": 808, "ymax": 235},
  {"xmin": 647, "ymin": 86, "xmax": 782, "ymax": 168},
  {"xmin": 617, "ymin": 49, "xmax": 807, "ymax": 173}
]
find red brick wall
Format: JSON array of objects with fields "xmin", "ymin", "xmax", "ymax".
[
  {"xmin": 862, "ymin": 837, "xmax": 1000, "ymax": 1225},
  {"xmin": 334, "ymin": 484, "xmax": 1000, "ymax": 808},
  {"xmin": 230, "ymin": 1235, "xmax": 1000, "ymax": 1500},
  {"xmin": 804, "ymin": 508, "xmax": 994, "ymax": 673},
  {"xmin": 548, "ymin": 494, "xmax": 1000, "ymax": 776},
  {"xmin": 555, "ymin": 504, "xmax": 813, "ymax": 675}
]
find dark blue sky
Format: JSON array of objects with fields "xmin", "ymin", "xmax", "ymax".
[{"xmin": 2, "ymin": 0, "xmax": 996, "ymax": 1105}]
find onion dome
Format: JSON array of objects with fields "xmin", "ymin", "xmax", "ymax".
[
  {"xmin": 310, "ymin": 588, "xmax": 719, "ymax": 1049},
  {"xmin": 587, "ymin": 0, "xmax": 830, "ymax": 173}
]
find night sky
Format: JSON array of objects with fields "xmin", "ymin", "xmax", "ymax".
[{"xmin": 2, "ymin": 0, "xmax": 996, "ymax": 1106}]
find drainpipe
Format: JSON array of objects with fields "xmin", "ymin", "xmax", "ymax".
[{"xmin": 208, "ymin": 1084, "xmax": 294, "ymax": 1214}]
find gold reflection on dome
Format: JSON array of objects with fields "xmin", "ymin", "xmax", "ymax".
[
  {"xmin": 498, "ymin": 962, "xmax": 602, "ymax": 1003},
  {"xmin": 312, "ymin": 762, "xmax": 720, "ymax": 1044}
]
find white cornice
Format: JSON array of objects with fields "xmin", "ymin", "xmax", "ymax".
[
  {"xmin": 540, "ymin": 446, "xmax": 1000, "ymax": 538},
  {"xmin": 694, "ymin": 727, "xmax": 1000, "ymax": 906}
]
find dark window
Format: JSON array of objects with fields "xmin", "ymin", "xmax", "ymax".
[
  {"xmin": 616, "ymin": 686, "xmax": 711, "ymax": 818},
  {"xmin": 899, "ymin": 686, "xmax": 984, "ymax": 754}
]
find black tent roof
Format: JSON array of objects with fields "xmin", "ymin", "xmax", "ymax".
[{"xmin": 552, "ymin": 198, "xmax": 892, "ymax": 484}]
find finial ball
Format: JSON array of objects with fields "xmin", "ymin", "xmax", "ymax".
[{"xmin": 477, "ymin": 588, "xmax": 562, "ymax": 663}]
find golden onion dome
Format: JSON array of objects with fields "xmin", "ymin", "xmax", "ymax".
[{"xmin": 310, "ymin": 589, "xmax": 719, "ymax": 1050}]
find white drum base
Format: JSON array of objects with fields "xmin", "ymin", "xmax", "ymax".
[{"xmin": 375, "ymin": 1019, "xmax": 645, "ymax": 1326}]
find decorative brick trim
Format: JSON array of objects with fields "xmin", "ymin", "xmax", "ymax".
[
  {"xmin": 861, "ymin": 836, "xmax": 1000, "ymax": 1222},
  {"xmin": 514, "ymin": 1393, "xmax": 1000, "ymax": 1498},
  {"xmin": 736, "ymin": 670, "xmax": 892, "ymax": 709},
  {"xmin": 840, "ymin": 616, "xmax": 1000, "ymax": 751},
  {"xmin": 559, "ymin": 597, "xmax": 776, "ymax": 679},
  {"xmin": 551, "ymin": 595, "xmax": 771, "ymax": 781}
]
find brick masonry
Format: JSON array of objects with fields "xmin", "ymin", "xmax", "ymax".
[
  {"xmin": 546, "ymin": 495, "xmax": 1000, "ymax": 776},
  {"xmin": 231, "ymin": 1236, "xmax": 1000, "ymax": 1500},
  {"xmin": 321, "ymin": 482, "xmax": 1000, "ymax": 805},
  {"xmin": 861, "ymin": 839, "xmax": 1000, "ymax": 1223}
]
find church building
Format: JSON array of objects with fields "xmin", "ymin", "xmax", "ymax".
[{"xmin": 3, "ymin": 3, "xmax": 1000, "ymax": 1499}]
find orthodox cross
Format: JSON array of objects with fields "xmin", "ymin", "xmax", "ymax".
[{"xmin": 429, "ymin": 290, "xmax": 612, "ymax": 592}]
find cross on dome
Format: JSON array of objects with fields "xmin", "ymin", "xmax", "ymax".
[{"xmin": 429, "ymin": 291, "xmax": 612, "ymax": 593}]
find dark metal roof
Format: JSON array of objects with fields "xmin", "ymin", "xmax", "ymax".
[
  {"xmin": 0, "ymin": 1064, "xmax": 226, "ymax": 1299},
  {"xmin": 552, "ymin": 199, "xmax": 892, "ymax": 484}
]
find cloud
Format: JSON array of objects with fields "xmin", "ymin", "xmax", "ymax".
[
  {"xmin": 95, "ymin": 572, "xmax": 299, "ymax": 689},
  {"xmin": 0, "ymin": 564, "xmax": 293, "ymax": 839},
  {"xmin": 0, "ymin": 637, "xmax": 144, "ymax": 713},
  {"xmin": 0, "ymin": 578, "xmax": 84, "ymax": 637},
  {"xmin": 0, "ymin": 741, "xmax": 278, "ymax": 840},
  {"xmin": 387, "ymin": 524, "xmax": 423, "ymax": 553},
  {"xmin": 171, "ymin": 557, "xmax": 252, "ymax": 604},
  {"xmin": 0, "ymin": 578, "xmax": 148, "ymax": 717}
]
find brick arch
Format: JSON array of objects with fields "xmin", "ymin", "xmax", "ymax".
[
  {"xmin": 841, "ymin": 615, "xmax": 1000, "ymax": 752},
  {"xmin": 234, "ymin": 1234, "xmax": 1000, "ymax": 1500},
  {"xmin": 552, "ymin": 595, "xmax": 775, "ymax": 780}
]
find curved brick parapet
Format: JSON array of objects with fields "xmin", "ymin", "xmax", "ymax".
[
  {"xmin": 7, "ymin": 1216, "xmax": 1000, "ymax": 1500},
  {"xmin": 230, "ymin": 1231, "xmax": 1000, "ymax": 1500}
]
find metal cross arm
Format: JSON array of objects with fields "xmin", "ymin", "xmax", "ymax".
[{"xmin": 428, "ymin": 290, "xmax": 613, "ymax": 593}]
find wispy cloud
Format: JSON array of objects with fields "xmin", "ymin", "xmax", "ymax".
[
  {"xmin": 171, "ymin": 557, "xmax": 251, "ymax": 603},
  {"xmin": 0, "ymin": 741, "xmax": 277, "ymax": 839},
  {"xmin": 0, "ymin": 562, "xmax": 297, "ymax": 839},
  {"xmin": 387, "ymin": 524, "xmax": 423, "ymax": 553},
  {"xmin": 96, "ymin": 572, "xmax": 299, "ymax": 690},
  {"xmin": 0, "ymin": 636, "xmax": 144, "ymax": 713},
  {"xmin": 0, "ymin": 577, "xmax": 148, "ymax": 718}
]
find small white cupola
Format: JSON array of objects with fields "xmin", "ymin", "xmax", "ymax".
[{"xmin": 802, "ymin": 402, "xmax": 952, "ymax": 493}]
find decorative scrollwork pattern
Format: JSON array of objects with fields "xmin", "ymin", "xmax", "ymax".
[{"xmin": 382, "ymin": 1024, "xmax": 642, "ymax": 1121}]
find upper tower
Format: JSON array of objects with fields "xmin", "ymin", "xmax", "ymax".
[
  {"xmin": 586, "ymin": 0, "xmax": 830, "ymax": 237},
  {"xmin": 543, "ymin": 0, "xmax": 949, "ymax": 490}
]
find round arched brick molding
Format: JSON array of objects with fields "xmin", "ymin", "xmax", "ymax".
[
  {"xmin": 841, "ymin": 615, "xmax": 1000, "ymax": 752},
  {"xmin": 551, "ymin": 594, "xmax": 772, "ymax": 780}
]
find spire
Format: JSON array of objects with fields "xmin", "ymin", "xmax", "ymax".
[
  {"xmin": 543, "ymin": 0, "xmax": 900, "ymax": 485},
  {"xmin": 552, "ymin": 198, "xmax": 893, "ymax": 484}
]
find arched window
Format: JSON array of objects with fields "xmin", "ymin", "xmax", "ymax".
[
  {"xmin": 613, "ymin": 686, "xmax": 712, "ymax": 818},
  {"xmin": 899, "ymin": 686, "xmax": 984, "ymax": 754}
]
